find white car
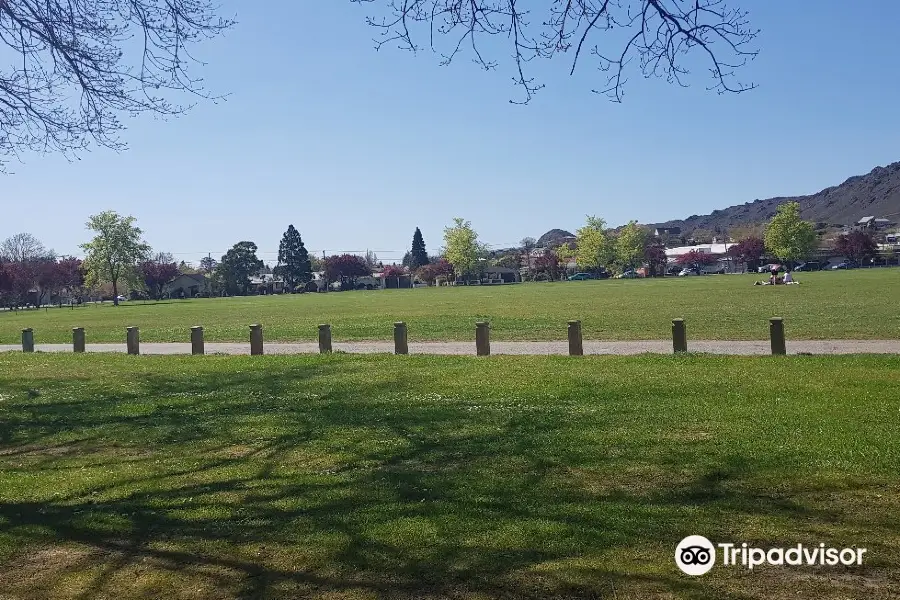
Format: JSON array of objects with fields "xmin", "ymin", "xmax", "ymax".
[
  {"xmin": 678, "ymin": 268, "xmax": 695, "ymax": 277},
  {"xmin": 115, "ymin": 295, "xmax": 127, "ymax": 302}
]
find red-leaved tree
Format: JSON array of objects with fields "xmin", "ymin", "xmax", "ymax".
[
  {"xmin": 676, "ymin": 250, "xmax": 719, "ymax": 268},
  {"xmin": 324, "ymin": 254, "xmax": 371, "ymax": 288},
  {"xmin": 382, "ymin": 265, "xmax": 406, "ymax": 278},
  {"xmin": 139, "ymin": 259, "xmax": 180, "ymax": 299},
  {"xmin": 834, "ymin": 231, "xmax": 877, "ymax": 265},
  {"xmin": 532, "ymin": 248, "xmax": 561, "ymax": 280},
  {"xmin": 643, "ymin": 237, "xmax": 668, "ymax": 277},
  {"xmin": 726, "ymin": 236, "xmax": 765, "ymax": 271},
  {"xmin": 416, "ymin": 259, "xmax": 453, "ymax": 285}
]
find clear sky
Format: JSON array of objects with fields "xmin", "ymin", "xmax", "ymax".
[{"xmin": 3, "ymin": 0, "xmax": 900, "ymax": 266}]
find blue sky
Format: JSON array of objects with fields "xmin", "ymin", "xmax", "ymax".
[{"xmin": 3, "ymin": 0, "xmax": 900, "ymax": 266}]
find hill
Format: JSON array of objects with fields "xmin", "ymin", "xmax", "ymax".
[
  {"xmin": 537, "ymin": 228, "xmax": 575, "ymax": 247},
  {"xmin": 650, "ymin": 161, "xmax": 900, "ymax": 234}
]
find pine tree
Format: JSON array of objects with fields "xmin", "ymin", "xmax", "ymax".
[
  {"xmin": 410, "ymin": 227, "xmax": 429, "ymax": 269},
  {"xmin": 276, "ymin": 225, "xmax": 312, "ymax": 290}
]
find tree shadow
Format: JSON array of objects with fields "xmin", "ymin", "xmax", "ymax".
[{"xmin": 0, "ymin": 358, "xmax": 896, "ymax": 599}]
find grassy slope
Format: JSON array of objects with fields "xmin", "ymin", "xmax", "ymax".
[
  {"xmin": 0, "ymin": 353, "xmax": 898, "ymax": 599},
  {"xmin": 1, "ymin": 270, "xmax": 899, "ymax": 343}
]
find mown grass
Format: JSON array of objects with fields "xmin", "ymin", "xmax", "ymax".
[
  {"xmin": 0, "ymin": 352, "xmax": 898, "ymax": 599},
  {"xmin": 1, "ymin": 269, "xmax": 899, "ymax": 343}
]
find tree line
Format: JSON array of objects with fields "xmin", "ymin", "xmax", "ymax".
[{"xmin": 0, "ymin": 202, "xmax": 888, "ymax": 308}]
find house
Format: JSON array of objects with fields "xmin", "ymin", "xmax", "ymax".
[
  {"xmin": 249, "ymin": 273, "xmax": 285, "ymax": 295},
  {"xmin": 664, "ymin": 243, "xmax": 735, "ymax": 259},
  {"xmin": 655, "ymin": 227, "xmax": 682, "ymax": 237},
  {"xmin": 164, "ymin": 273, "xmax": 210, "ymax": 298},
  {"xmin": 857, "ymin": 216, "xmax": 895, "ymax": 229}
]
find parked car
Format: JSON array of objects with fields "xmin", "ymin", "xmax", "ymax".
[
  {"xmin": 757, "ymin": 263, "xmax": 785, "ymax": 274},
  {"xmin": 616, "ymin": 270, "xmax": 639, "ymax": 279},
  {"xmin": 677, "ymin": 268, "xmax": 696, "ymax": 277},
  {"xmin": 115, "ymin": 295, "xmax": 127, "ymax": 302},
  {"xmin": 567, "ymin": 272, "xmax": 595, "ymax": 281},
  {"xmin": 795, "ymin": 261, "xmax": 826, "ymax": 271},
  {"xmin": 831, "ymin": 261, "xmax": 855, "ymax": 270}
]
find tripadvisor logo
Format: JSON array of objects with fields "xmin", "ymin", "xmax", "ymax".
[{"xmin": 675, "ymin": 535, "xmax": 867, "ymax": 575}]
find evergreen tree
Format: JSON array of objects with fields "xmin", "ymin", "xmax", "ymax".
[
  {"xmin": 410, "ymin": 227, "xmax": 429, "ymax": 269},
  {"xmin": 276, "ymin": 225, "xmax": 312, "ymax": 290}
]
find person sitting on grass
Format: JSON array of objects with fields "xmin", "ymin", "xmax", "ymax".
[{"xmin": 783, "ymin": 271, "xmax": 793, "ymax": 284}]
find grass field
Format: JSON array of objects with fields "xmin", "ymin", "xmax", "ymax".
[
  {"xmin": 1, "ymin": 270, "xmax": 898, "ymax": 344},
  {"xmin": 0, "ymin": 352, "xmax": 898, "ymax": 599}
]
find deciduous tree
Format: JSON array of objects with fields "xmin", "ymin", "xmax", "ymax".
[
  {"xmin": 218, "ymin": 242, "xmax": 263, "ymax": 296},
  {"xmin": 643, "ymin": 237, "xmax": 668, "ymax": 277},
  {"xmin": 80, "ymin": 211, "xmax": 151, "ymax": 306},
  {"xmin": 676, "ymin": 250, "xmax": 718, "ymax": 269},
  {"xmin": 0, "ymin": 233, "xmax": 50, "ymax": 262},
  {"xmin": 764, "ymin": 202, "xmax": 816, "ymax": 267},
  {"xmin": 615, "ymin": 221, "xmax": 648, "ymax": 271},
  {"xmin": 726, "ymin": 236, "xmax": 765, "ymax": 271},
  {"xmin": 356, "ymin": 1, "xmax": 758, "ymax": 104},
  {"xmin": 324, "ymin": 254, "xmax": 371, "ymax": 289},
  {"xmin": 443, "ymin": 218, "xmax": 485, "ymax": 281},
  {"xmin": 574, "ymin": 216, "xmax": 614, "ymax": 275},
  {"xmin": 0, "ymin": 0, "xmax": 233, "ymax": 171},
  {"xmin": 834, "ymin": 231, "xmax": 877, "ymax": 265},
  {"xmin": 139, "ymin": 255, "xmax": 180, "ymax": 300},
  {"xmin": 416, "ymin": 259, "xmax": 453, "ymax": 286}
]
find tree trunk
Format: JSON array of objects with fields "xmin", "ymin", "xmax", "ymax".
[{"xmin": 112, "ymin": 280, "xmax": 119, "ymax": 306}]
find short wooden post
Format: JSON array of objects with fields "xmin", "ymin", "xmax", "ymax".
[
  {"xmin": 249, "ymin": 324, "xmax": 263, "ymax": 356},
  {"xmin": 475, "ymin": 321, "xmax": 491, "ymax": 356},
  {"xmin": 567, "ymin": 320, "xmax": 583, "ymax": 356},
  {"xmin": 393, "ymin": 322, "xmax": 408, "ymax": 355},
  {"xmin": 72, "ymin": 327, "xmax": 85, "ymax": 353},
  {"xmin": 21, "ymin": 328, "xmax": 34, "ymax": 353},
  {"xmin": 318, "ymin": 324, "xmax": 332, "ymax": 354},
  {"xmin": 191, "ymin": 326, "xmax": 204, "ymax": 355},
  {"xmin": 126, "ymin": 327, "xmax": 140, "ymax": 355},
  {"xmin": 770, "ymin": 317, "xmax": 786, "ymax": 355},
  {"xmin": 672, "ymin": 319, "xmax": 687, "ymax": 353}
]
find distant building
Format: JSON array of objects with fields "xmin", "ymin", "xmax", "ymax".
[
  {"xmin": 164, "ymin": 273, "xmax": 210, "ymax": 298},
  {"xmin": 664, "ymin": 243, "xmax": 735, "ymax": 259},
  {"xmin": 857, "ymin": 216, "xmax": 895, "ymax": 229},
  {"xmin": 654, "ymin": 227, "xmax": 682, "ymax": 237}
]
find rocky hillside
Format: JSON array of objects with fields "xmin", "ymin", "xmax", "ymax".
[{"xmin": 650, "ymin": 161, "xmax": 900, "ymax": 234}]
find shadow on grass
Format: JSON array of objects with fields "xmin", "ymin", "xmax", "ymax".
[{"xmin": 0, "ymin": 359, "xmax": 895, "ymax": 599}]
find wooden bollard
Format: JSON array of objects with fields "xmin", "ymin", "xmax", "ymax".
[
  {"xmin": 567, "ymin": 320, "xmax": 583, "ymax": 356},
  {"xmin": 21, "ymin": 328, "xmax": 34, "ymax": 353},
  {"xmin": 672, "ymin": 319, "xmax": 687, "ymax": 353},
  {"xmin": 475, "ymin": 321, "xmax": 490, "ymax": 356},
  {"xmin": 770, "ymin": 317, "xmax": 786, "ymax": 355},
  {"xmin": 249, "ymin": 324, "xmax": 263, "ymax": 356},
  {"xmin": 191, "ymin": 326, "xmax": 204, "ymax": 355},
  {"xmin": 394, "ymin": 322, "xmax": 408, "ymax": 355},
  {"xmin": 73, "ymin": 327, "xmax": 85, "ymax": 353},
  {"xmin": 318, "ymin": 324, "xmax": 332, "ymax": 354},
  {"xmin": 126, "ymin": 327, "xmax": 140, "ymax": 355}
]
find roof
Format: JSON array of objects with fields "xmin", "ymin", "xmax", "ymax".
[
  {"xmin": 665, "ymin": 243, "xmax": 735, "ymax": 258},
  {"xmin": 655, "ymin": 226, "xmax": 682, "ymax": 234},
  {"xmin": 858, "ymin": 216, "xmax": 876, "ymax": 224}
]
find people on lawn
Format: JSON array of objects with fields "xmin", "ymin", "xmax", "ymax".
[{"xmin": 754, "ymin": 266, "xmax": 799, "ymax": 285}]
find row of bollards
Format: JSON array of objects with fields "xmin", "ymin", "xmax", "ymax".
[
  {"xmin": 669, "ymin": 317, "xmax": 786, "ymax": 356},
  {"xmin": 17, "ymin": 318, "xmax": 789, "ymax": 356}
]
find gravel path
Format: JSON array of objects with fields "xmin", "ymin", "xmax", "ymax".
[{"xmin": 2, "ymin": 340, "xmax": 900, "ymax": 355}]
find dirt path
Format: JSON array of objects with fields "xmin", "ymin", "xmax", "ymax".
[{"xmin": 2, "ymin": 340, "xmax": 900, "ymax": 355}]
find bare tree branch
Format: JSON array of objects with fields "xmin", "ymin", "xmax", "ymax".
[
  {"xmin": 0, "ymin": 0, "xmax": 234, "ymax": 172},
  {"xmin": 352, "ymin": 0, "xmax": 758, "ymax": 103}
]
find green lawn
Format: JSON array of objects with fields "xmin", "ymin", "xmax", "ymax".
[
  {"xmin": 0, "ymin": 352, "xmax": 898, "ymax": 599},
  {"xmin": 1, "ymin": 269, "xmax": 899, "ymax": 344}
]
